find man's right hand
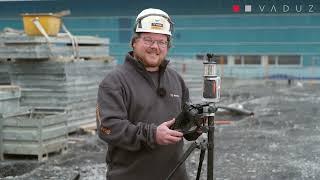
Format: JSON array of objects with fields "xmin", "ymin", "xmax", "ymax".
[{"xmin": 155, "ymin": 118, "xmax": 184, "ymax": 145}]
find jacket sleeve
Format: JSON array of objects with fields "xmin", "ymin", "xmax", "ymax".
[{"xmin": 96, "ymin": 78, "xmax": 158, "ymax": 151}]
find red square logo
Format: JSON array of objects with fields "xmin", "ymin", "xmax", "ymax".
[{"xmin": 233, "ymin": 5, "xmax": 240, "ymax": 13}]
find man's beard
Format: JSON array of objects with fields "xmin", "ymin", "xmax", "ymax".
[{"xmin": 134, "ymin": 51, "xmax": 164, "ymax": 68}]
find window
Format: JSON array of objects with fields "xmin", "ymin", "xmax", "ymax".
[
  {"xmin": 243, "ymin": 55, "xmax": 261, "ymax": 65},
  {"xmin": 278, "ymin": 56, "xmax": 300, "ymax": 65},
  {"xmin": 234, "ymin": 56, "xmax": 242, "ymax": 65},
  {"xmin": 268, "ymin": 56, "xmax": 276, "ymax": 65},
  {"xmin": 216, "ymin": 55, "xmax": 228, "ymax": 64},
  {"xmin": 267, "ymin": 55, "xmax": 301, "ymax": 65}
]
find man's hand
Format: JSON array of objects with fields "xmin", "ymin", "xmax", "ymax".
[{"xmin": 156, "ymin": 118, "xmax": 183, "ymax": 145}]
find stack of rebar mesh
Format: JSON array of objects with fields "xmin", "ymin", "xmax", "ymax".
[
  {"xmin": 0, "ymin": 32, "xmax": 115, "ymax": 160},
  {"xmin": 9, "ymin": 60, "xmax": 116, "ymax": 132},
  {"xmin": 0, "ymin": 33, "xmax": 114, "ymax": 133},
  {"xmin": 0, "ymin": 63, "xmax": 10, "ymax": 85}
]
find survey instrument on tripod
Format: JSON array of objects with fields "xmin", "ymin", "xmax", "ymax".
[{"xmin": 167, "ymin": 54, "xmax": 220, "ymax": 180}]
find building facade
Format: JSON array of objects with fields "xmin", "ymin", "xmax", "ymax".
[{"xmin": 0, "ymin": 0, "xmax": 319, "ymax": 78}]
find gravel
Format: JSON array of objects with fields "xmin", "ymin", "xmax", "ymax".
[{"xmin": 1, "ymin": 80, "xmax": 319, "ymax": 180}]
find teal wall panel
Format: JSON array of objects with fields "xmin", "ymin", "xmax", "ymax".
[
  {"xmin": 64, "ymin": 18, "xmax": 119, "ymax": 29},
  {"xmin": 175, "ymin": 28, "xmax": 320, "ymax": 42},
  {"xmin": 170, "ymin": 44, "xmax": 320, "ymax": 55},
  {"xmin": 174, "ymin": 15, "xmax": 320, "ymax": 27},
  {"xmin": 0, "ymin": 18, "xmax": 22, "ymax": 30}
]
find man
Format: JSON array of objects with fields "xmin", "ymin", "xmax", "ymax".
[{"xmin": 96, "ymin": 8, "xmax": 190, "ymax": 180}]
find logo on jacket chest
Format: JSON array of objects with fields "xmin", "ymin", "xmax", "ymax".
[{"xmin": 169, "ymin": 93, "xmax": 180, "ymax": 98}]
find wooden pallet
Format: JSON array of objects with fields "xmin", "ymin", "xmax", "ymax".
[
  {"xmin": 1, "ymin": 145, "xmax": 68, "ymax": 162},
  {"xmin": 79, "ymin": 122, "xmax": 97, "ymax": 135}
]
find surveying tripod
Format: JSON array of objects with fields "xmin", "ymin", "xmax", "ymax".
[{"xmin": 166, "ymin": 103, "xmax": 217, "ymax": 180}]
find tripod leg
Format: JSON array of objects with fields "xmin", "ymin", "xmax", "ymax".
[
  {"xmin": 166, "ymin": 142, "xmax": 198, "ymax": 180},
  {"xmin": 196, "ymin": 149, "xmax": 206, "ymax": 180},
  {"xmin": 207, "ymin": 117, "xmax": 215, "ymax": 180}
]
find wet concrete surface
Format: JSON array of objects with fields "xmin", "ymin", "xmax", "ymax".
[{"xmin": 1, "ymin": 80, "xmax": 319, "ymax": 180}]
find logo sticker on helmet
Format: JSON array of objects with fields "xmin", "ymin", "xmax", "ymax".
[{"xmin": 151, "ymin": 22, "xmax": 164, "ymax": 30}]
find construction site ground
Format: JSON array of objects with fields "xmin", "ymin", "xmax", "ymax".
[{"xmin": 1, "ymin": 79, "xmax": 320, "ymax": 180}]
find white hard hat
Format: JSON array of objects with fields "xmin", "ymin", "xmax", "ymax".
[{"xmin": 134, "ymin": 8, "xmax": 173, "ymax": 36}]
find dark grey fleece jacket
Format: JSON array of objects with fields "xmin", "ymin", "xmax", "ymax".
[{"xmin": 96, "ymin": 52, "xmax": 190, "ymax": 180}]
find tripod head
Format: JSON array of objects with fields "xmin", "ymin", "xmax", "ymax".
[{"xmin": 171, "ymin": 102, "xmax": 216, "ymax": 140}]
